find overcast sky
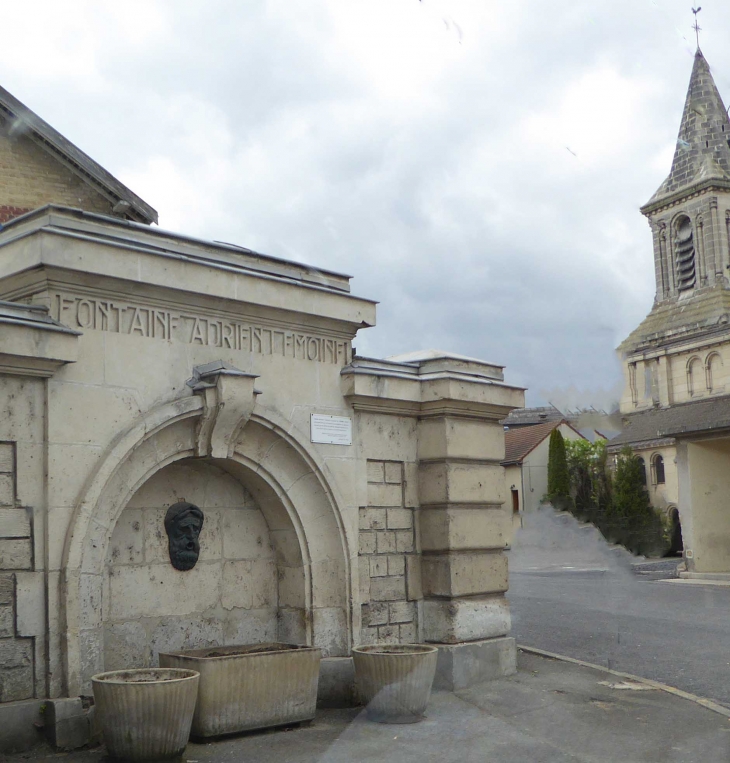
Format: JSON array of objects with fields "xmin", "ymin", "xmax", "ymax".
[{"xmin": 3, "ymin": 1, "xmax": 729, "ymax": 407}]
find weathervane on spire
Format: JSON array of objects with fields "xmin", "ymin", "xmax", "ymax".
[{"xmin": 692, "ymin": 6, "xmax": 702, "ymax": 49}]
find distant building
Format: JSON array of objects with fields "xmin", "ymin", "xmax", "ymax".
[
  {"xmin": 502, "ymin": 419, "xmax": 585, "ymax": 539},
  {"xmin": 501, "ymin": 405, "xmax": 565, "ymax": 429},
  {"xmin": 612, "ymin": 48, "xmax": 730, "ymax": 573}
]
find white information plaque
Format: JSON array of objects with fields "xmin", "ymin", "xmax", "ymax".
[{"xmin": 311, "ymin": 414, "xmax": 352, "ymax": 445}]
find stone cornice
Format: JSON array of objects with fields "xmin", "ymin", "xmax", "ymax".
[
  {"xmin": 0, "ymin": 208, "xmax": 377, "ymax": 332},
  {"xmin": 343, "ymin": 393, "xmax": 520, "ymax": 421},
  {"xmin": 0, "ymin": 303, "xmax": 78, "ymax": 377},
  {"xmin": 418, "ymin": 457, "xmax": 503, "ymax": 466},
  {"xmin": 624, "ymin": 322, "xmax": 730, "ymax": 360},
  {"xmin": 641, "ymin": 179, "xmax": 730, "ymax": 216},
  {"xmin": 342, "ymin": 361, "xmax": 524, "ymax": 420},
  {"xmin": 0, "ymin": 356, "xmax": 72, "ymax": 378},
  {"xmin": 342, "ymin": 394, "xmax": 421, "ymax": 417},
  {"xmin": 606, "ymin": 437, "xmax": 676, "ymax": 452}
]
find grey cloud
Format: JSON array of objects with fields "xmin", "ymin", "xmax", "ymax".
[{"xmin": 4, "ymin": 0, "xmax": 730, "ymax": 405}]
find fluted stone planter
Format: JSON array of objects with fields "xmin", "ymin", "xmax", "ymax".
[
  {"xmin": 91, "ymin": 668, "xmax": 199, "ymax": 762},
  {"xmin": 159, "ymin": 643, "xmax": 321, "ymax": 738},
  {"xmin": 352, "ymin": 644, "xmax": 438, "ymax": 723}
]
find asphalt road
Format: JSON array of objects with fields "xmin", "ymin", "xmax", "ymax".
[{"xmin": 508, "ymin": 569, "xmax": 730, "ymax": 706}]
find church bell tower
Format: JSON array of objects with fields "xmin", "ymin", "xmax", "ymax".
[{"xmin": 619, "ymin": 49, "xmax": 730, "ymax": 412}]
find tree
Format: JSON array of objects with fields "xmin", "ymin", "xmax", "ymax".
[
  {"xmin": 565, "ymin": 438, "xmax": 605, "ymax": 522},
  {"xmin": 547, "ymin": 428, "xmax": 570, "ymax": 509},
  {"xmin": 611, "ymin": 446, "xmax": 668, "ymax": 556},
  {"xmin": 612, "ymin": 447, "xmax": 651, "ymax": 520}
]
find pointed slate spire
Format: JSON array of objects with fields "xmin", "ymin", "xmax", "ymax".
[{"xmin": 648, "ymin": 50, "xmax": 730, "ymax": 204}]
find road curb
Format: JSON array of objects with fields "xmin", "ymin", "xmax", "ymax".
[{"xmin": 518, "ymin": 645, "xmax": 730, "ymax": 719}]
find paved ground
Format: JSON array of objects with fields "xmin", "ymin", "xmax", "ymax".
[
  {"xmin": 509, "ymin": 509, "xmax": 730, "ymax": 706},
  {"xmin": 10, "ymin": 652, "xmax": 730, "ymax": 763}
]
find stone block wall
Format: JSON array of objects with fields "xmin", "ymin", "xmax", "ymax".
[
  {"xmin": 103, "ymin": 460, "xmax": 301, "ymax": 671},
  {"xmin": 0, "ymin": 205, "xmax": 31, "ymax": 223},
  {"xmin": 0, "ymin": 442, "xmax": 36, "ymax": 702},
  {"xmin": 359, "ymin": 460, "xmax": 421, "ymax": 645}
]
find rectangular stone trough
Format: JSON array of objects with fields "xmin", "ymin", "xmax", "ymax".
[{"xmin": 159, "ymin": 643, "xmax": 321, "ymax": 738}]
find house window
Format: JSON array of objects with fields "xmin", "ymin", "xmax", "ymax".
[
  {"xmin": 652, "ymin": 454, "xmax": 665, "ymax": 485},
  {"xmin": 637, "ymin": 457, "xmax": 647, "ymax": 486},
  {"xmin": 674, "ymin": 215, "xmax": 696, "ymax": 292}
]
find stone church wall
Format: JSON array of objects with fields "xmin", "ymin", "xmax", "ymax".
[{"xmin": 669, "ymin": 345, "xmax": 728, "ymax": 403}]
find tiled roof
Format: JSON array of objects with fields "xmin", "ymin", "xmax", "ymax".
[
  {"xmin": 501, "ymin": 406, "xmax": 564, "ymax": 427},
  {"xmin": 503, "ymin": 420, "xmax": 563, "ymax": 465},
  {"xmin": 618, "ymin": 285, "xmax": 730, "ymax": 355},
  {"xmin": 645, "ymin": 50, "xmax": 730, "ymax": 209},
  {"xmin": 609, "ymin": 394, "xmax": 730, "ymax": 448}
]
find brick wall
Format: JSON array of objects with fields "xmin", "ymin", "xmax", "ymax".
[
  {"xmin": 359, "ymin": 460, "xmax": 421, "ymax": 644},
  {"xmin": 0, "ymin": 442, "xmax": 35, "ymax": 702},
  {"xmin": 0, "ymin": 205, "xmax": 30, "ymax": 223},
  {"xmin": 0, "ymin": 126, "xmax": 114, "ymax": 222}
]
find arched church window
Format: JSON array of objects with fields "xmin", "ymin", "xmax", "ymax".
[
  {"xmin": 687, "ymin": 356, "xmax": 702, "ymax": 397},
  {"xmin": 706, "ymin": 352, "xmax": 723, "ymax": 392},
  {"xmin": 637, "ymin": 457, "xmax": 646, "ymax": 486},
  {"xmin": 652, "ymin": 454, "xmax": 665, "ymax": 485},
  {"xmin": 674, "ymin": 215, "xmax": 696, "ymax": 292}
]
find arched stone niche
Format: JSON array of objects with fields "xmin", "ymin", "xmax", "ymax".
[
  {"xmin": 103, "ymin": 460, "xmax": 299, "ymax": 671},
  {"xmin": 63, "ymin": 398, "xmax": 351, "ymax": 696}
]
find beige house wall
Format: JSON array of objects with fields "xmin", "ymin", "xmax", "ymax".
[
  {"xmin": 0, "ymin": 129, "xmax": 113, "ymax": 220},
  {"xmin": 504, "ymin": 423, "xmax": 585, "ymax": 517},
  {"xmin": 678, "ymin": 438, "xmax": 730, "ymax": 573},
  {"xmin": 504, "ymin": 464, "xmax": 522, "ymax": 544}
]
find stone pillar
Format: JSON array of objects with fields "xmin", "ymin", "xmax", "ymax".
[
  {"xmin": 342, "ymin": 352, "xmax": 523, "ymax": 688},
  {"xmin": 652, "ymin": 219, "xmax": 668, "ymax": 300},
  {"xmin": 709, "ymin": 198, "xmax": 720, "ymax": 282},
  {"xmin": 417, "ymin": 414, "xmax": 515, "ymax": 690}
]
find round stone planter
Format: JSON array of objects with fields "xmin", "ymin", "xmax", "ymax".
[
  {"xmin": 91, "ymin": 668, "xmax": 200, "ymax": 762},
  {"xmin": 352, "ymin": 644, "xmax": 438, "ymax": 723}
]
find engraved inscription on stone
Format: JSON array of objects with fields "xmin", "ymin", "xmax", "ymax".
[
  {"xmin": 311, "ymin": 414, "xmax": 352, "ymax": 446},
  {"xmin": 52, "ymin": 292, "xmax": 351, "ymax": 364}
]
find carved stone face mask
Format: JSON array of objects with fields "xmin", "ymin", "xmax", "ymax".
[{"xmin": 164, "ymin": 502, "xmax": 204, "ymax": 571}]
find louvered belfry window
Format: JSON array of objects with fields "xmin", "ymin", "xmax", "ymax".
[{"xmin": 675, "ymin": 215, "xmax": 696, "ymax": 292}]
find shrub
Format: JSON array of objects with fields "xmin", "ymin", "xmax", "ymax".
[
  {"xmin": 610, "ymin": 446, "xmax": 669, "ymax": 556},
  {"xmin": 563, "ymin": 441, "xmax": 666, "ymax": 556},
  {"xmin": 564, "ymin": 438, "xmax": 609, "ymax": 523}
]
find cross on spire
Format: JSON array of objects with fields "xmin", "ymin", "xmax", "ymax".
[{"xmin": 692, "ymin": 6, "xmax": 702, "ymax": 50}]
